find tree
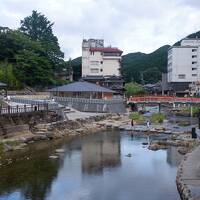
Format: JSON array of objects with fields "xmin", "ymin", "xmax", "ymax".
[
  {"xmin": 0, "ymin": 27, "xmax": 57, "ymax": 88},
  {"xmin": 15, "ymin": 50, "xmax": 54, "ymax": 87},
  {"xmin": 19, "ymin": 10, "xmax": 64, "ymax": 68},
  {"xmin": 125, "ymin": 82, "xmax": 146, "ymax": 97}
]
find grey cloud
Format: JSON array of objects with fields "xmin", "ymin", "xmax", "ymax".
[{"xmin": 1, "ymin": 0, "xmax": 200, "ymax": 58}]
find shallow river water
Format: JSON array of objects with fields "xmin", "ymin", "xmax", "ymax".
[{"xmin": 0, "ymin": 131, "xmax": 183, "ymax": 200}]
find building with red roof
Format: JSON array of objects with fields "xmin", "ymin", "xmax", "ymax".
[{"xmin": 81, "ymin": 39, "xmax": 124, "ymax": 94}]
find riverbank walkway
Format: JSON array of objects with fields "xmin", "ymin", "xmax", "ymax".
[{"xmin": 181, "ymin": 146, "xmax": 200, "ymax": 199}]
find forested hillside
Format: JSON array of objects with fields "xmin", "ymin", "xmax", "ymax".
[
  {"xmin": 122, "ymin": 45, "xmax": 170, "ymax": 83},
  {"xmin": 0, "ymin": 10, "xmax": 68, "ymax": 89}
]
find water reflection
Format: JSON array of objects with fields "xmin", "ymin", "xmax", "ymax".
[
  {"xmin": 0, "ymin": 132, "xmax": 182, "ymax": 200},
  {"xmin": 167, "ymin": 146, "xmax": 183, "ymax": 167},
  {"xmin": 82, "ymin": 132, "xmax": 121, "ymax": 175},
  {"xmin": 0, "ymin": 146, "xmax": 63, "ymax": 200}
]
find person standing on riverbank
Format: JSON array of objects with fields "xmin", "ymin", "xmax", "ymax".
[
  {"xmin": 131, "ymin": 119, "xmax": 134, "ymax": 130},
  {"xmin": 146, "ymin": 120, "xmax": 150, "ymax": 129}
]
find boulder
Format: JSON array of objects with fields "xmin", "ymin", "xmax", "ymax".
[
  {"xmin": 55, "ymin": 149, "xmax": 65, "ymax": 153},
  {"xmin": 3, "ymin": 143, "xmax": 13, "ymax": 152}
]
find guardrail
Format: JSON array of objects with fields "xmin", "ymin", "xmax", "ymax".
[
  {"xmin": 128, "ymin": 96, "xmax": 200, "ymax": 103},
  {"xmin": 0, "ymin": 104, "xmax": 51, "ymax": 115},
  {"xmin": 53, "ymin": 96, "xmax": 124, "ymax": 104}
]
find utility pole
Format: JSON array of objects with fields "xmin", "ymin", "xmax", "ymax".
[
  {"xmin": 5, "ymin": 58, "xmax": 8, "ymax": 98},
  {"xmin": 140, "ymin": 71, "xmax": 145, "ymax": 85}
]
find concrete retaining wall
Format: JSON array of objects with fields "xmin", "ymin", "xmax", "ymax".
[{"xmin": 53, "ymin": 97, "xmax": 126, "ymax": 113}]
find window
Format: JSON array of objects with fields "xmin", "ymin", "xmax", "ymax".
[
  {"xmin": 178, "ymin": 74, "xmax": 186, "ymax": 79},
  {"xmin": 192, "ymin": 61, "xmax": 197, "ymax": 64},
  {"xmin": 192, "ymin": 68, "xmax": 197, "ymax": 70},
  {"xmin": 90, "ymin": 68, "xmax": 99, "ymax": 73},
  {"xmin": 192, "ymin": 49, "xmax": 197, "ymax": 52},
  {"xmin": 192, "ymin": 74, "xmax": 197, "ymax": 77},
  {"xmin": 90, "ymin": 61, "xmax": 99, "ymax": 65},
  {"xmin": 100, "ymin": 69, "xmax": 103, "ymax": 72},
  {"xmin": 90, "ymin": 51, "xmax": 95, "ymax": 55},
  {"xmin": 192, "ymin": 55, "xmax": 197, "ymax": 58},
  {"xmin": 100, "ymin": 61, "xmax": 103, "ymax": 64}
]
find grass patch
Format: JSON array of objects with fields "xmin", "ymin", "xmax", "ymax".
[
  {"xmin": 130, "ymin": 112, "xmax": 144, "ymax": 122},
  {"xmin": 0, "ymin": 100, "xmax": 8, "ymax": 107},
  {"xmin": 182, "ymin": 107, "xmax": 199, "ymax": 116},
  {"xmin": 151, "ymin": 113, "xmax": 165, "ymax": 123},
  {"xmin": 5, "ymin": 140, "xmax": 21, "ymax": 147},
  {"xmin": 0, "ymin": 143, "xmax": 4, "ymax": 154}
]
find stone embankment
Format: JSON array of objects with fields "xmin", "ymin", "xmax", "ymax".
[
  {"xmin": 0, "ymin": 114, "xmax": 128, "ymax": 154},
  {"xmin": 176, "ymin": 145, "xmax": 200, "ymax": 200},
  {"xmin": 148, "ymin": 134, "xmax": 198, "ymax": 154}
]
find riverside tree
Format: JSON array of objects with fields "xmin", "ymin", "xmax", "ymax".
[
  {"xmin": 20, "ymin": 10, "xmax": 64, "ymax": 70},
  {"xmin": 0, "ymin": 11, "xmax": 67, "ymax": 88}
]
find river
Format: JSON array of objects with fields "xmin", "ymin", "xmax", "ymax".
[{"xmin": 0, "ymin": 131, "xmax": 183, "ymax": 200}]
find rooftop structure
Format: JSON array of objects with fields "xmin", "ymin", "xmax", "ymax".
[{"xmin": 49, "ymin": 81, "xmax": 115, "ymax": 99}]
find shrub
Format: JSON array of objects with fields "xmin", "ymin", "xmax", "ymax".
[
  {"xmin": 151, "ymin": 113, "xmax": 165, "ymax": 123},
  {"xmin": 125, "ymin": 82, "xmax": 146, "ymax": 97},
  {"xmin": 130, "ymin": 112, "xmax": 144, "ymax": 122},
  {"xmin": 183, "ymin": 107, "xmax": 199, "ymax": 116}
]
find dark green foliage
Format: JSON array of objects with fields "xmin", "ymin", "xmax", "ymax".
[
  {"xmin": 122, "ymin": 45, "xmax": 170, "ymax": 84},
  {"xmin": 0, "ymin": 10, "xmax": 67, "ymax": 88},
  {"xmin": 70, "ymin": 57, "xmax": 81, "ymax": 81},
  {"xmin": 20, "ymin": 10, "xmax": 64, "ymax": 69},
  {"xmin": 124, "ymin": 82, "xmax": 146, "ymax": 97}
]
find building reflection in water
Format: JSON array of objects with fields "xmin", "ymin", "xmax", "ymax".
[
  {"xmin": 167, "ymin": 146, "xmax": 183, "ymax": 167},
  {"xmin": 81, "ymin": 132, "xmax": 121, "ymax": 175}
]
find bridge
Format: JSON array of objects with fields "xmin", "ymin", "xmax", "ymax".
[
  {"xmin": 127, "ymin": 96, "xmax": 200, "ymax": 104},
  {"xmin": 127, "ymin": 96, "xmax": 200, "ymax": 115}
]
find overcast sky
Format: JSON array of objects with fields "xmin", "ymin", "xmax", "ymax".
[{"xmin": 1, "ymin": 0, "xmax": 200, "ymax": 59}]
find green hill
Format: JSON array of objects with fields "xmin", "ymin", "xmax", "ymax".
[
  {"xmin": 71, "ymin": 57, "xmax": 81, "ymax": 81},
  {"xmin": 122, "ymin": 45, "xmax": 170, "ymax": 84}
]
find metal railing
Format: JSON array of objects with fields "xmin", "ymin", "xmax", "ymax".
[
  {"xmin": 0, "ymin": 104, "xmax": 52, "ymax": 115},
  {"xmin": 128, "ymin": 96, "xmax": 200, "ymax": 103},
  {"xmin": 53, "ymin": 96, "xmax": 124, "ymax": 104}
]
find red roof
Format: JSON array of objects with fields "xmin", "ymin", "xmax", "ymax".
[{"xmin": 90, "ymin": 47, "xmax": 123, "ymax": 54}]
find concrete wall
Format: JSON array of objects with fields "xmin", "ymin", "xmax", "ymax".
[
  {"xmin": 0, "ymin": 112, "xmax": 47, "ymax": 138},
  {"xmin": 53, "ymin": 97, "xmax": 126, "ymax": 113},
  {"xmin": 103, "ymin": 58, "xmax": 120, "ymax": 76}
]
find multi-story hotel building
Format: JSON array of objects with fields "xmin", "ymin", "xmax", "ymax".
[
  {"xmin": 81, "ymin": 39, "xmax": 124, "ymax": 94},
  {"xmin": 167, "ymin": 38, "xmax": 200, "ymax": 93}
]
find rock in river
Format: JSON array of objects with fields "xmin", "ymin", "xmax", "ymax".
[{"xmin": 55, "ymin": 149, "xmax": 65, "ymax": 153}]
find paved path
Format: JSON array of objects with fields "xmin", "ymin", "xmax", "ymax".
[
  {"xmin": 64, "ymin": 108, "xmax": 106, "ymax": 120},
  {"xmin": 181, "ymin": 146, "xmax": 200, "ymax": 199}
]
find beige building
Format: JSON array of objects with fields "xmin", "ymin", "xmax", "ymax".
[{"xmin": 82, "ymin": 39, "xmax": 123, "ymax": 77}]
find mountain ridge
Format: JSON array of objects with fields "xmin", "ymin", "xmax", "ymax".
[{"xmin": 71, "ymin": 30, "xmax": 200, "ymax": 84}]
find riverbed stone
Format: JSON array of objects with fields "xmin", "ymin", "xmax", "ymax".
[
  {"xmin": 55, "ymin": 149, "xmax": 65, "ymax": 153},
  {"xmin": 49, "ymin": 155, "xmax": 59, "ymax": 159}
]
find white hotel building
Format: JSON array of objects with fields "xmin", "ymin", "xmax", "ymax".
[
  {"xmin": 82, "ymin": 39, "xmax": 122, "ymax": 77},
  {"xmin": 81, "ymin": 39, "xmax": 124, "ymax": 94},
  {"xmin": 167, "ymin": 38, "xmax": 200, "ymax": 92}
]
